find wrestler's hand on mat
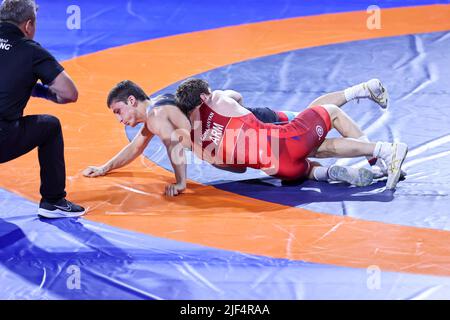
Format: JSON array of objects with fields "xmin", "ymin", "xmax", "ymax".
[
  {"xmin": 83, "ymin": 166, "xmax": 107, "ymax": 178},
  {"xmin": 165, "ymin": 183, "xmax": 186, "ymax": 197}
]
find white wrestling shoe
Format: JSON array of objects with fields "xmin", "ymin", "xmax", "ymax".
[
  {"xmin": 372, "ymin": 158, "xmax": 407, "ymax": 180},
  {"xmin": 380, "ymin": 142, "xmax": 408, "ymax": 189},
  {"xmin": 364, "ymin": 78, "xmax": 389, "ymax": 109},
  {"xmin": 328, "ymin": 165, "xmax": 374, "ymax": 187}
]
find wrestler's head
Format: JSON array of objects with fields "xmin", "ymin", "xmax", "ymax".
[
  {"xmin": 175, "ymin": 78, "xmax": 211, "ymax": 115},
  {"xmin": 107, "ymin": 80, "xmax": 149, "ymax": 127}
]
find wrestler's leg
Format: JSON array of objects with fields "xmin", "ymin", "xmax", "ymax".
[
  {"xmin": 307, "ymin": 161, "xmax": 322, "ymax": 180},
  {"xmin": 313, "ymin": 104, "xmax": 405, "ymax": 177},
  {"xmin": 306, "ymin": 79, "xmax": 389, "ymax": 109},
  {"xmin": 251, "ymin": 79, "xmax": 388, "ymax": 124},
  {"xmin": 311, "ymin": 137, "xmax": 407, "ymax": 189},
  {"xmin": 311, "ymin": 102, "xmax": 407, "ymax": 180},
  {"xmin": 313, "ymin": 138, "xmax": 375, "ymax": 158},
  {"xmin": 308, "ymin": 161, "xmax": 373, "ymax": 187},
  {"xmin": 307, "ymin": 91, "xmax": 347, "ymax": 109},
  {"xmin": 307, "ymin": 103, "xmax": 407, "ymax": 188},
  {"xmin": 319, "ymin": 104, "xmax": 365, "ymax": 139}
]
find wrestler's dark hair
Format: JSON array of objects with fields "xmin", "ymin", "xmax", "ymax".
[
  {"xmin": 107, "ymin": 80, "xmax": 149, "ymax": 107},
  {"xmin": 175, "ymin": 78, "xmax": 210, "ymax": 115}
]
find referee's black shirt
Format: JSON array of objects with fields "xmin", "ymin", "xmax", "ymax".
[{"xmin": 0, "ymin": 22, "xmax": 64, "ymax": 120}]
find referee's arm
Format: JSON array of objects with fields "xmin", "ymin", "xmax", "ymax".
[{"xmin": 46, "ymin": 71, "xmax": 78, "ymax": 104}]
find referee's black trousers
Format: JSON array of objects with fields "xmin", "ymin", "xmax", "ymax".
[{"xmin": 0, "ymin": 114, "xmax": 67, "ymax": 202}]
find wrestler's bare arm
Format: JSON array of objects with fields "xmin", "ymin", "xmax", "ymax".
[
  {"xmin": 83, "ymin": 124, "xmax": 154, "ymax": 177},
  {"xmin": 149, "ymin": 110, "xmax": 187, "ymax": 196},
  {"xmin": 167, "ymin": 106, "xmax": 192, "ymax": 149}
]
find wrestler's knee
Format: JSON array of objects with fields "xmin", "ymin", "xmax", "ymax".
[{"xmin": 319, "ymin": 104, "xmax": 340, "ymax": 120}]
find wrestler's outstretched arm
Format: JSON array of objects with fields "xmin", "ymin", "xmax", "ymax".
[
  {"xmin": 83, "ymin": 125, "xmax": 154, "ymax": 177},
  {"xmin": 157, "ymin": 124, "xmax": 187, "ymax": 197}
]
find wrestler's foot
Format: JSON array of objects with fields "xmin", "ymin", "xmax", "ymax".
[
  {"xmin": 372, "ymin": 158, "xmax": 407, "ymax": 180},
  {"xmin": 328, "ymin": 165, "xmax": 374, "ymax": 187},
  {"xmin": 344, "ymin": 78, "xmax": 389, "ymax": 109},
  {"xmin": 379, "ymin": 142, "xmax": 408, "ymax": 189},
  {"xmin": 365, "ymin": 78, "xmax": 389, "ymax": 109},
  {"xmin": 38, "ymin": 198, "xmax": 86, "ymax": 218}
]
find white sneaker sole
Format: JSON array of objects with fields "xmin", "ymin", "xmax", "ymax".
[
  {"xmin": 386, "ymin": 143, "xmax": 408, "ymax": 190},
  {"xmin": 38, "ymin": 208, "xmax": 86, "ymax": 219},
  {"xmin": 329, "ymin": 165, "xmax": 374, "ymax": 187}
]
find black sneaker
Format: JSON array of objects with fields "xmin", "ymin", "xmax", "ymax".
[{"xmin": 38, "ymin": 198, "xmax": 86, "ymax": 218}]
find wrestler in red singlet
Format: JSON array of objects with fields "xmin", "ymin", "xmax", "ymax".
[{"xmin": 191, "ymin": 102, "xmax": 332, "ymax": 181}]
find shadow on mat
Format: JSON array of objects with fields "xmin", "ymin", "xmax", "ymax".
[{"xmin": 214, "ymin": 178, "xmax": 394, "ymax": 207}]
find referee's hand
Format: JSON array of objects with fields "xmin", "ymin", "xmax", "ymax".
[{"xmin": 83, "ymin": 166, "xmax": 107, "ymax": 178}]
